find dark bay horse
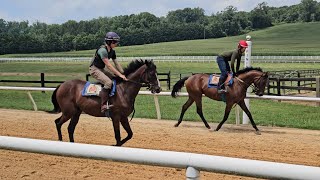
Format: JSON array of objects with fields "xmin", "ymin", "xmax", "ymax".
[
  {"xmin": 171, "ymin": 67, "xmax": 269, "ymax": 135},
  {"xmin": 50, "ymin": 60, "xmax": 161, "ymax": 146}
]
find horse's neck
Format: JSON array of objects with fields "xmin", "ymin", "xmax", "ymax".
[
  {"xmin": 127, "ymin": 65, "xmax": 146, "ymax": 81},
  {"xmin": 238, "ymin": 71, "xmax": 258, "ymax": 88},
  {"xmin": 121, "ymin": 65, "xmax": 146, "ymax": 97}
]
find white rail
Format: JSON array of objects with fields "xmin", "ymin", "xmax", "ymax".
[{"xmin": 1, "ymin": 136, "xmax": 320, "ymax": 180}]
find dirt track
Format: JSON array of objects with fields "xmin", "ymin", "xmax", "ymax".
[{"xmin": 0, "ymin": 109, "xmax": 320, "ymax": 180}]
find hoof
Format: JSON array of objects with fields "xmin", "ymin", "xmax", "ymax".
[
  {"xmin": 255, "ymin": 131, "xmax": 261, "ymax": 135},
  {"xmin": 174, "ymin": 123, "xmax": 179, "ymax": 127},
  {"xmin": 206, "ymin": 125, "xmax": 211, "ymax": 129}
]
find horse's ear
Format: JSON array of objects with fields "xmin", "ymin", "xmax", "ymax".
[
  {"xmin": 145, "ymin": 60, "xmax": 149, "ymax": 66},
  {"xmin": 264, "ymin": 72, "xmax": 269, "ymax": 77}
]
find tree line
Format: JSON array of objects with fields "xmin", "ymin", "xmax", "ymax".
[{"xmin": 1, "ymin": 0, "xmax": 319, "ymax": 55}]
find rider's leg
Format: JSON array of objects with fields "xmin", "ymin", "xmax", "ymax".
[
  {"xmin": 89, "ymin": 65, "xmax": 113, "ymax": 113},
  {"xmin": 99, "ymin": 87, "xmax": 112, "ymax": 113},
  {"xmin": 216, "ymin": 57, "xmax": 228, "ymax": 93}
]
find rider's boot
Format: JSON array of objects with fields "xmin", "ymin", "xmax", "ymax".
[
  {"xmin": 217, "ymin": 78, "xmax": 227, "ymax": 94},
  {"xmin": 100, "ymin": 88, "xmax": 113, "ymax": 115}
]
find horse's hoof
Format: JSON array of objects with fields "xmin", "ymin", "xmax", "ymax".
[
  {"xmin": 255, "ymin": 131, "xmax": 261, "ymax": 135},
  {"xmin": 206, "ymin": 126, "xmax": 211, "ymax": 129},
  {"xmin": 174, "ymin": 124, "xmax": 179, "ymax": 127}
]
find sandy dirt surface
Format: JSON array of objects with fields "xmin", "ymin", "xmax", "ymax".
[{"xmin": 0, "ymin": 109, "xmax": 320, "ymax": 180}]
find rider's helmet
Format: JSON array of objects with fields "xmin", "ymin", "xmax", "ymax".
[
  {"xmin": 105, "ymin": 32, "xmax": 120, "ymax": 45},
  {"xmin": 238, "ymin": 40, "xmax": 248, "ymax": 48}
]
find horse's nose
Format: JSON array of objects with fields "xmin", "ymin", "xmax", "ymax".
[{"xmin": 155, "ymin": 87, "xmax": 162, "ymax": 93}]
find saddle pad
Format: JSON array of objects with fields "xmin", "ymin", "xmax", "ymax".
[
  {"xmin": 208, "ymin": 73, "xmax": 234, "ymax": 88},
  {"xmin": 81, "ymin": 82, "xmax": 102, "ymax": 96},
  {"xmin": 81, "ymin": 81, "xmax": 117, "ymax": 97}
]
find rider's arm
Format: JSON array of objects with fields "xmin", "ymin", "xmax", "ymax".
[
  {"xmin": 103, "ymin": 58, "xmax": 126, "ymax": 79},
  {"xmin": 236, "ymin": 56, "xmax": 241, "ymax": 72},
  {"xmin": 112, "ymin": 52, "xmax": 124, "ymax": 74},
  {"xmin": 230, "ymin": 51, "xmax": 237, "ymax": 74}
]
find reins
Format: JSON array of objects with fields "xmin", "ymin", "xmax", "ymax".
[{"xmin": 231, "ymin": 75, "xmax": 262, "ymax": 109}]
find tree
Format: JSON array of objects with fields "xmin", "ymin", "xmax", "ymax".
[
  {"xmin": 167, "ymin": 8, "xmax": 206, "ymax": 24},
  {"xmin": 299, "ymin": 0, "xmax": 318, "ymax": 22},
  {"xmin": 249, "ymin": 2, "xmax": 273, "ymax": 29}
]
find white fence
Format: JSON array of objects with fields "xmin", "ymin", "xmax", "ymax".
[
  {"xmin": 1, "ymin": 56, "xmax": 320, "ymax": 63},
  {"xmin": 1, "ymin": 136, "xmax": 320, "ymax": 180}
]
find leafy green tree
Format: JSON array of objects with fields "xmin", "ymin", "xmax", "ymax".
[
  {"xmin": 299, "ymin": 0, "xmax": 318, "ymax": 22},
  {"xmin": 249, "ymin": 2, "xmax": 273, "ymax": 29}
]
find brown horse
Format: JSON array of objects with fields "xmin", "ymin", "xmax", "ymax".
[
  {"xmin": 171, "ymin": 67, "xmax": 269, "ymax": 135},
  {"xmin": 50, "ymin": 59, "xmax": 161, "ymax": 146}
]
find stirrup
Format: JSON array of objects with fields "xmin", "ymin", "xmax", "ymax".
[
  {"xmin": 218, "ymin": 88, "xmax": 227, "ymax": 94},
  {"xmin": 101, "ymin": 102, "xmax": 113, "ymax": 113}
]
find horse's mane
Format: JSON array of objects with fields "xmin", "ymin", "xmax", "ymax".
[
  {"xmin": 114, "ymin": 59, "xmax": 154, "ymax": 82},
  {"xmin": 236, "ymin": 67, "xmax": 263, "ymax": 76}
]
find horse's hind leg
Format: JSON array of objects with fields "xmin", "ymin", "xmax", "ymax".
[
  {"xmin": 215, "ymin": 103, "xmax": 233, "ymax": 131},
  {"xmin": 67, "ymin": 110, "xmax": 82, "ymax": 142},
  {"xmin": 119, "ymin": 116, "xmax": 133, "ymax": 146},
  {"xmin": 54, "ymin": 117, "xmax": 63, "ymax": 141},
  {"xmin": 238, "ymin": 100, "xmax": 261, "ymax": 135},
  {"xmin": 195, "ymin": 97, "xmax": 211, "ymax": 129},
  {"xmin": 55, "ymin": 114, "xmax": 72, "ymax": 141},
  {"xmin": 175, "ymin": 97, "xmax": 194, "ymax": 127}
]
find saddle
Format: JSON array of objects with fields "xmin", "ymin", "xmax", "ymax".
[
  {"xmin": 208, "ymin": 73, "xmax": 233, "ymax": 88},
  {"xmin": 81, "ymin": 81, "xmax": 116, "ymax": 97}
]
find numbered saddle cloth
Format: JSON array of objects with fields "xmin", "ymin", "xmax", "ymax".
[
  {"xmin": 208, "ymin": 73, "xmax": 233, "ymax": 88},
  {"xmin": 81, "ymin": 81, "xmax": 116, "ymax": 97}
]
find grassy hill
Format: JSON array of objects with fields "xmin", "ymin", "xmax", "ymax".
[{"xmin": 1, "ymin": 22, "xmax": 320, "ymax": 57}]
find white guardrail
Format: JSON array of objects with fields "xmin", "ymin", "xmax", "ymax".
[
  {"xmin": 1, "ymin": 136, "xmax": 320, "ymax": 180},
  {"xmin": 1, "ymin": 56, "xmax": 320, "ymax": 63}
]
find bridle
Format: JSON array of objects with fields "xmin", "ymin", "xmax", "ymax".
[{"xmin": 235, "ymin": 74, "xmax": 265, "ymax": 93}]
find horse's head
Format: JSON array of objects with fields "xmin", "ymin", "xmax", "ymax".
[
  {"xmin": 140, "ymin": 60, "xmax": 162, "ymax": 94},
  {"xmin": 252, "ymin": 71, "xmax": 269, "ymax": 96}
]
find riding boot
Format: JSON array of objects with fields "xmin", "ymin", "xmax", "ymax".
[
  {"xmin": 99, "ymin": 88, "xmax": 113, "ymax": 114},
  {"xmin": 218, "ymin": 77, "xmax": 227, "ymax": 94}
]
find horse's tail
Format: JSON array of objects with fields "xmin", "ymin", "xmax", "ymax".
[
  {"xmin": 171, "ymin": 77, "xmax": 189, "ymax": 98},
  {"xmin": 46, "ymin": 85, "xmax": 61, "ymax": 113}
]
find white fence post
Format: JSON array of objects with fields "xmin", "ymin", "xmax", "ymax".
[
  {"xmin": 317, "ymin": 77, "xmax": 320, "ymax": 107},
  {"xmin": 186, "ymin": 166, "xmax": 200, "ymax": 180},
  {"xmin": 153, "ymin": 95, "xmax": 161, "ymax": 120},
  {"xmin": 27, "ymin": 91, "xmax": 38, "ymax": 111},
  {"xmin": 243, "ymin": 35, "xmax": 252, "ymax": 124}
]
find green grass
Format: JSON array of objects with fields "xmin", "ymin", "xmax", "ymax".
[{"xmin": 1, "ymin": 23, "xmax": 320, "ymax": 57}]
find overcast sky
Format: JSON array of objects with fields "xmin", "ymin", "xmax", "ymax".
[{"xmin": 0, "ymin": 0, "xmax": 311, "ymax": 24}]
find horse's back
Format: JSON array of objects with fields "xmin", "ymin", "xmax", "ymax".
[
  {"xmin": 185, "ymin": 74, "xmax": 210, "ymax": 92},
  {"xmin": 58, "ymin": 79, "xmax": 86, "ymax": 95}
]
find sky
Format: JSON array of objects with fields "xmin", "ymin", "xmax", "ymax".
[{"xmin": 0, "ymin": 0, "xmax": 309, "ymax": 24}]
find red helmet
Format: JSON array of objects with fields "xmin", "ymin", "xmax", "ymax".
[{"xmin": 238, "ymin": 40, "xmax": 248, "ymax": 48}]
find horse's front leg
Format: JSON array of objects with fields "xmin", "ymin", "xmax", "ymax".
[
  {"xmin": 119, "ymin": 116, "xmax": 133, "ymax": 146},
  {"xmin": 215, "ymin": 103, "xmax": 233, "ymax": 131},
  {"xmin": 112, "ymin": 117, "xmax": 122, "ymax": 146},
  {"xmin": 238, "ymin": 100, "xmax": 261, "ymax": 135},
  {"xmin": 175, "ymin": 97, "xmax": 194, "ymax": 127}
]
